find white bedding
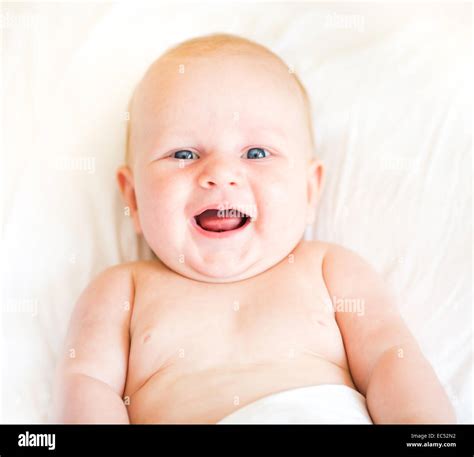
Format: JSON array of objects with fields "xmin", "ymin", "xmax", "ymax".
[
  {"xmin": 1, "ymin": 2, "xmax": 471, "ymax": 423},
  {"xmin": 217, "ymin": 384, "xmax": 373, "ymax": 424}
]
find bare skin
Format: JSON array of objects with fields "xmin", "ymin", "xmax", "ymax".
[
  {"xmin": 125, "ymin": 241, "xmax": 352, "ymax": 424},
  {"xmin": 52, "ymin": 239, "xmax": 456, "ymax": 424},
  {"xmin": 52, "ymin": 35, "xmax": 456, "ymax": 424}
]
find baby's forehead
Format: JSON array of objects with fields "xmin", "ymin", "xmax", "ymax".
[
  {"xmin": 126, "ymin": 35, "xmax": 315, "ymax": 163},
  {"xmin": 136, "ymin": 55, "xmax": 303, "ymax": 133},
  {"xmin": 139, "ymin": 48, "xmax": 298, "ymax": 102},
  {"xmin": 155, "ymin": 38, "xmax": 284, "ymax": 72}
]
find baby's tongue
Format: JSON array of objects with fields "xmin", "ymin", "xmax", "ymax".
[{"xmin": 196, "ymin": 209, "xmax": 243, "ymax": 232}]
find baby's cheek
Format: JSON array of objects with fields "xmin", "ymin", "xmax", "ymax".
[
  {"xmin": 139, "ymin": 176, "xmax": 186, "ymax": 228},
  {"xmin": 263, "ymin": 171, "xmax": 305, "ymax": 211},
  {"xmin": 258, "ymin": 173, "xmax": 307, "ymax": 233}
]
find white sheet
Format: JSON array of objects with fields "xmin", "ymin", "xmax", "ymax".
[
  {"xmin": 1, "ymin": 2, "xmax": 471, "ymax": 423},
  {"xmin": 217, "ymin": 384, "xmax": 373, "ymax": 424}
]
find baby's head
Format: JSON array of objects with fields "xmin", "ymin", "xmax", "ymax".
[{"xmin": 118, "ymin": 33, "xmax": 324, "ymax": 282}]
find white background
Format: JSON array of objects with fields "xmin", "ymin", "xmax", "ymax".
[{"xmin": 1, "ymin": 1, "xmax": 472, "ymax": 423}]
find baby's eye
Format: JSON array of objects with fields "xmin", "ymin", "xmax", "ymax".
[
  {"xmin": 172, "ymin": 150, "xmax": 199, "ymax": 160},
  {"xmin": 243, "ymin": 147, "xmax": 271, "ymax": 159}
]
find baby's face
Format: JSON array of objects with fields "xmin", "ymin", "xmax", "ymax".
[{"xmin": 119, "ymin": 52, "xmax": 323, "ymax": 282}]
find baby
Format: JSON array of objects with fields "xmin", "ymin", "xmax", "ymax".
[{"xmin": 52, "ymin": 33, "xmax": 455, "ymax": 424}]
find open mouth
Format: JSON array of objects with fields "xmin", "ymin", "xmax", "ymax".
[{"xmin": 194, "ymin": 208, "xmax": 251, "ymax": 233}]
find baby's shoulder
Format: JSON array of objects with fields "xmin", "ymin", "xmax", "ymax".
[
  {"xmin": 87, "ymin": 260, "xmax": 165, "ymax": 290},
  {"xmin": 294, "ymin": 239, "xmax": 342, "ymax": 263},
  {"xmin": 294, "ymin": 240, "xmax": 363, "ymax": 278},
  {"xmin": 297, "ymin": 240, "xmax": 360, "ymax": 261},
  {"xmin": 126, "ymin": 258, "xmax": 170, "ymax": 278}
]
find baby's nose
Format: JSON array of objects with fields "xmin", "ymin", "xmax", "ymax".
[{"xmin": 198, "ymin": 160, "xmax": 242, "ymax": 189}]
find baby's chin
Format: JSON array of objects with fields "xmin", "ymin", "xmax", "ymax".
[
  {"xmin": 170, "ymin": 247, "xmax": 265, "ymax": 283},
  {"xmin": 145, "ymin": 224, "xmax": 305, "ymax": 283},
  {"xmin": 195, "ymin": 256, "xmax": 258, "ymax": 282},
  {"xmin": 146, "ymin": 237, "xmax": 276, "ymax": 283}
]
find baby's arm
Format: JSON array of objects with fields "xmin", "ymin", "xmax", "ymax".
[
  {"xmin": 52, "ymin": 265, "xmax": 134, "ymax": 423},
  {"xmin": 322, "ymin": 244, "xmax": 456, "ymax": 424}
]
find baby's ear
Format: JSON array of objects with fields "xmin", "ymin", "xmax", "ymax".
[
  {"xmin": 306, "ymin": 157, "xmax": 325, "ymax": 224},
  {"xmin": 117, "ymin": 165, "xmax": 142, "ymax": 235}
]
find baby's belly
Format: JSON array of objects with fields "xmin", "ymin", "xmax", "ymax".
[{"xmin": 127, "ymin": 354, "xmax": 355, "ymax": 424}]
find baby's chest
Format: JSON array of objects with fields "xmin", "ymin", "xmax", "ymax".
[{"xmin": 128, "ymin": 275, "xmax": 346, "ymax": 383}]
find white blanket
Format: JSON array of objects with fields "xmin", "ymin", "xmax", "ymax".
[
  {"xmin": 217, "ymin": 385, "xmax": 372, "ymax": 424},
  {"xmin": 1, "ymin": 2, "xmax": 471, "ymax": 423}
]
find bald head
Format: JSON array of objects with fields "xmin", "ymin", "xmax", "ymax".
[{"xmin": 125, "ymin": 33, "xmax": 314, "ymax": 166}]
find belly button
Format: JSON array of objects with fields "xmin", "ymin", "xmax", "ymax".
[{"xmin": 142, "ymin": 333, "xmax": 152, "ymax": 344}]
